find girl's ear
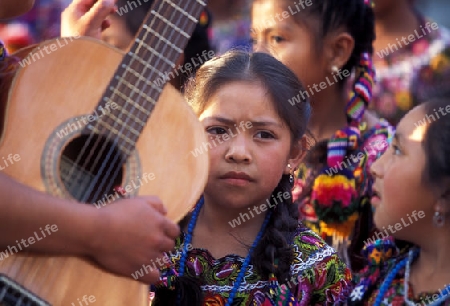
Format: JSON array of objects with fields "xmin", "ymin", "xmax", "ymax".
[
  {"xmin": 323, "ymin": 29, "xmax": 355, "ymax": 73},
  {"xmin": 285, "ymin": 135, "xmax": 308, "ymax": 174}
]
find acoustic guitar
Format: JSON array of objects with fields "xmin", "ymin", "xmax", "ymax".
[{"xmin": 0, "ymin": 0, "xmax": 208, "ymax": 305}]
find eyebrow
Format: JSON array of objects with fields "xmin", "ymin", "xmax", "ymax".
[
  {"xmin": 205, "ymin": 116, "xmax": 283, "ymax": 128},
  {"xmin": 250, "ymin": 24, "xmax": 292, "ymax": 36}
]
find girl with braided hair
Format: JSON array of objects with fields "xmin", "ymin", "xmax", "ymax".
[
  {"xmin": 251, "ymin": 0, "xmax": 394, "ymax": 272},
  {"xmin": 151, "ymin": 50, "xmax": 351, "ymax": 305}
]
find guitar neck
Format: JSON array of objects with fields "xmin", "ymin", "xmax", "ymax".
[{"xmin": 84, "ymin": 0, "xmax": 207, "ymax": 156}]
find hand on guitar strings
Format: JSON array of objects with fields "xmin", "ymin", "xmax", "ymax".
[
  {"xmin": 89, "ymin": 195, "xmax": 180, "ymax": 284},
  {"xmin": 61, "ymin": 0, "xmax": 117, "ymax": 39}
]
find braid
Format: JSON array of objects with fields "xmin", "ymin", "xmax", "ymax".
[
  {"xmin": 346, "ymin": 52, "xmax": 375, "ymax": 126},
  {"xmin": 252, "ymin": 174, "xmax": 298, "ymax": 283}
]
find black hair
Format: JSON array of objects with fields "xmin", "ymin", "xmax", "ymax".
[
  {"xmin": 153, "ymin": 50, "xmax": 311, "ymax": 305},
  {"xmin": 422, "ymin": 99, "xmax": 450, "ymax": 191},
  {"xmin": 115, "ymin": 0, "xmax": 213, "ymax": 89}
]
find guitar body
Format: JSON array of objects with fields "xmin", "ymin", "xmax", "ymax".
[{"xmin": 0, "ymin": 37, "xmax": 208, "ymax": 305}]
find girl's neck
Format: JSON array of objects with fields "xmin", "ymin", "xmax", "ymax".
[
  {"xmin": 190, "ymin": 196, "xmax": 267, "ymax": 258},
  {"xmin": 374, "ymin": 3, "xmax": 419, "ymax": 56},
  {"xmin": 307, "ymin": 88, "xmax": 348, "ymax": 142},
  {"xmin": 410, "ymin": 231, "xmax": 450, "ymax": 294}
]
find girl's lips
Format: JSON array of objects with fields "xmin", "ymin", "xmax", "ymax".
[
  {"xmin": 221, "ymin": 178, "xmax": 251, "ymax": 187},
  {"xmin": 371, "ymin": 195, "xmax": 381, "ymax": 206}
]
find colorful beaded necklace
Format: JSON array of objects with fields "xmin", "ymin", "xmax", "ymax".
[
  {"xmin": 403, "ymin": 248, "xmax": 450, "ymax": 306},
  {"xmin": 178, "ymin": 197, "xmax": 272, "ymax": 306},
  {"xmin": 375, "ymin": 247, "xmax": 450, "ymax": 306}
]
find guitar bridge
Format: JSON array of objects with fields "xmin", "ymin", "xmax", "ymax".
[{"xmin": 0, "ymin": 274, "xmax": 50, "ymax": 306}]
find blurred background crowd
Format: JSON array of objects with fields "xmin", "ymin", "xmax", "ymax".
[{"xmin": 1, "ymin": 0, "xmax": 449, "ymax": 125}]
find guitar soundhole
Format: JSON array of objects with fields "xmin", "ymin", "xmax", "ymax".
[{"xmin": 59, "ymin": 134, "xmax": 124, "ymax": 204}]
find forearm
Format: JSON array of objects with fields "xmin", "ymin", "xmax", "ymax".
[{"xmin": 0, "ymin": 173, "xmax": 96, "ymax": 256}]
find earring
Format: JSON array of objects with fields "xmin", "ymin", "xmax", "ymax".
[
  {"xmin": 433, "ymin": 211, "xmax": 445, "ymax": 227},
  {"xmin": 331, "ymin": 65, "xmax": 339, "ymax": 74},
  {"xmin": 288, "ymin": 164, "xmax": 294, "ymax": 185}
]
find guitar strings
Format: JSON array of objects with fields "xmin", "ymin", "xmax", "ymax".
[
  {"xmin": 85, "ymin": 0, "xmax": 189, "ymax": 203},
  {"xmin": 89, "ymin": 1, "xmax": 204, "ymax": 203},
  {"xmin": 70, "ymin": 0, "xmax": 198, "ymax": 203},
  {"xmin": 64, "ymin": 0, "xmax": 174, "ymax": 201}
]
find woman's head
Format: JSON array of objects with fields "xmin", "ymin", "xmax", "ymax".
[
  {"xmin": 185, "ymin": 50, "xmax": 310, "ymax": 280},
  {"xmin": 371, "ymin": 99, "xmax": 450, "ymax": 242},
  {"xmin": 251, "ymin": 0, "xmax": 374, "ymax": 86}
]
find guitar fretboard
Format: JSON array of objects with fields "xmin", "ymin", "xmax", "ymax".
[{"xmin": 84, "ymin": 0, "xmax": 206, "ymax": 157}]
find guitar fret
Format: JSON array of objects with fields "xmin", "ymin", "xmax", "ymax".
[
  {"xmin": 128, "ymin": 53, "xmax": 166, "ymax": 79},
  {"xmin": 97, "ymin": 120, "xmax": 136, "ymax": 147},
  {"xmin": 108, "ymin": 88, "xmax": 152, "ymax": 116},
  {"xmin": 114, "ymin": 81, "xmax": 156, "ymax": 111},
  {"xmin": 120, "ymin": 66, "xmax": 163, "ymax": 93},
  {"xmin": 113, "ymin": 80, "xmax": 159, "ymax": 106},
  {"xmin": 162, "ymin": 0, "xmax": 198, "ymax": 22},
  {"xmin": 142, "ymin": 25, "xmax": 183, "ymax": 54},
  {"xmin": 151, "ymin": 11, "xmax": 190, "ymax": 39},
  {"xmin": 111, "ymin": 103, "xmax": 148, "ymax": 126},
  {"xmin": 103, "ymin": 96, "xmax": 149, "ymax": 120},
  {"xmin": 105, "ymin": 112, "xmax": 142, "ymax": 137},
  {"xmin": 134, "ymin": 38, "xmax": 176, "ymax": 68}
]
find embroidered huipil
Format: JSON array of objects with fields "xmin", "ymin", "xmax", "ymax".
[{"xmin": 152, "ymin": 224, "xmax": 352, "ymax": 305}]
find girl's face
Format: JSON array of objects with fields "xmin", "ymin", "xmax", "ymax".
[
  {"xmin": 0, "ymin": 0, "xmax": 34, "ymax": 19},
  {"xmin": 251, "ymin": 0, "xmax": 327, "ymax": 90},
  {"xmin": 199, "ymin": 81, "xmax": 302, "ymax": 210},
  {"xmin": 370, "ymin": 105, "xmax": 436, "ymax": 240}
]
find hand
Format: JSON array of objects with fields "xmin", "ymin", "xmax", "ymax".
[
  {"xmin": 88, "ymin": 196, "xmax": 180, "ymax": 284},
  {"xmin": 61, "ymin": 0, "xmax": 116, "ymax": 38}
]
